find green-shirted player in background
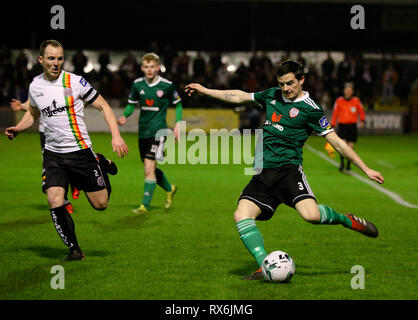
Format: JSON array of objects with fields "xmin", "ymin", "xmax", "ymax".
[
  {"xmin": 185, "ymin": 59, "xmax": 384, "ymax": 280},
  {"xmin": 118, "ymin": 53, "xmax": 182, "ymax": 213}
]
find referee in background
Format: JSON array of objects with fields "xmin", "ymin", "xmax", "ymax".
[{"xmin": 331, "ymin": 82, "xmax": 366, "ymax": 172}]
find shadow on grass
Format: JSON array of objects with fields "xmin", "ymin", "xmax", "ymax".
[
  {"xmin": 229, "ymin": 263, "xmax": 348, "ymax": 279},
  {"xmin": 0, "ymin": 215, "xmax": 49, "ymax": 228},
  {"xmin": 23, "ymin": 246, "xmax": 109, "ymax": 259},
  {"xmin": 294, "ymin": 265, "xmax": 348, "ymax": 277}
]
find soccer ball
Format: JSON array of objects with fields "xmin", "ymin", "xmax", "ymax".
[{"xmin": 261, "ymin": 251, "xmax": 295, "ymax": 283}]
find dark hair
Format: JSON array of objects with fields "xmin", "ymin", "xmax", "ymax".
[
  {"xmin": 276, "ymin": 59, "xmax": 305, "ymax": 80},
  {"xmin": 39, "ymin": 39, "xmax": 64, "ymax": 57}
]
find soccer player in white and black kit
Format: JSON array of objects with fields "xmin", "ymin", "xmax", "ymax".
[{"xmin": 5, "ymin": 40, "xmax": 129, "ymax": 261}]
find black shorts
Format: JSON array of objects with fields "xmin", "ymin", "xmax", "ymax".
[
  {"xmin": 42, "ymin": 148, "xmax": 107, "ymax": 193},
  {"xmin": 138, "ymin": 137, "xmax": 165, "ymax": 162},
  {"xmin": 337, "ymin": 123, "xmax": 358, "ymax": 143},
  {"xmin": 238, "ymin": 164, "xmax": 316, "ymax": 221},
  {"xmin": 40, "ymin": 132, "xmax": 45, "ymax": 152}
]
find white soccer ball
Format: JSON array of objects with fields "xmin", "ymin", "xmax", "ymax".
[{"xmin": 261, "ymin": 251, "xmax": 295, "ymax": 283}]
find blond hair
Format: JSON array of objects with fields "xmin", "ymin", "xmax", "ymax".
[{"xmin": 142, "ymin": 52, "xmax": 160, "ymax": 64}]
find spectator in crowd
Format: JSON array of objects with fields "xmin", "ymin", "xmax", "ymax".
[
  {"xmin": 381, "ymin": 63, "xmax": 398, "ymax": 105},
  {"xmin": 119, "ymin": 52, "xmax": 140, "ymax": 85},
  {"xmin": 193, "ymin": 52, "xmax": 206, "ymax": 78},
  {"xmin": 359, "ymin": 62, "xmax": 376, "ymax": 110},
  {"xmin": 72, "ymin": 49, "xmax": 88, "ymax": 76},
  {"xmin": 98, "ymin": 49, "xmax": 111, "ymax": 76}
]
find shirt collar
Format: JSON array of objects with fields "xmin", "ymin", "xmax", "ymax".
[{"xmin": 282, "ymin": 91, "xmax": 309, "ymax": 103}]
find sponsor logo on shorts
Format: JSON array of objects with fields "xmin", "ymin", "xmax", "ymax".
[{"xmin": 97, "ymin": 176, "xmax": 104, "ymax": 187}]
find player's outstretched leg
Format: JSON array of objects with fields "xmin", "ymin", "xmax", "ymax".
[
  {"xmin": 234, "ymin": 200, "xmax": 267, "ymax": 280},
  {"xmin": 155, "ymin": 168, "xmax": 177, "ymax": 209},
  {"xmin": 317, "ymin": 204, "xmax": 378, "ymax": 238}
]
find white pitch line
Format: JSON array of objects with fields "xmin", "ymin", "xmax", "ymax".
[{"xmin": 305, "ymin": 144, "xmax": 418, "ymax": 209}]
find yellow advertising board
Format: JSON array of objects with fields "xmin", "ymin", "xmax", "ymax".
[{"xmin": 166, "ymin": 108, "xmax": 239, "ymax": 132}]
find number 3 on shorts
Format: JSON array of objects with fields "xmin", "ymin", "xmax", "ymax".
[{"xmin": 298, "ymin": 182, "xmax": 304, "ymax": 190}]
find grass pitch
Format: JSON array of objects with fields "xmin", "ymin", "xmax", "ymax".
[{"xmin": 0, "ymin": 132, "xmax": 417, "ymax": 300}]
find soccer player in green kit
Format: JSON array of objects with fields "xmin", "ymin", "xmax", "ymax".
[
  {"xmin": 118, "ymin": 53, "xmax": 182, "ymax": 213},
  {"xmin": 185, "ymin": 59, "xmax": 384, "ymax": 280}
]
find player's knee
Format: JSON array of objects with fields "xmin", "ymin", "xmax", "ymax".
[
  {"xmin": 233, "ymin": 208, "xmax": 254, "ymax": 223},
  {"xmin": 47, "ymin": 193, "xmax": 64, "ymax": 208},
  {"xmin": 302, "ymin": 210, "xmax": 320, "ymax": 224},
  {"xmin": 93, "ymin": 201, "xmax": 108, "ymax": 211}
]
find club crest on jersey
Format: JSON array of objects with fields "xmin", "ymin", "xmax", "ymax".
[
  {"xmin": 64, "ymin": 87, "xmax": 73, "ymax": 97},
  {"xmin": 156, "ymin": 90, "xmax": 164, "ymax": 98},
  {"xmin": 289, "ymin": 107, "xmax": 299, "ymax": 118},
  {"xmin": 319, "ymin": 116, "xmax": 331, "ymax": 129}
]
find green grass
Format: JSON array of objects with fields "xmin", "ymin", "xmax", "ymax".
[{"xmin": 0, "ymin": 132, "xmax": 417, "ymax": 300}]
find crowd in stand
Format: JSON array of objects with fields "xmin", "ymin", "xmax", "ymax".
[{"xmin": 0, "ymin": 43, "xmax": 415, "ymax": 111}]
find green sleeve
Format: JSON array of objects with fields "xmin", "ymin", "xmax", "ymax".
[
  {"xmin": 122, "ymin": 103, "xmax": 136, "ymax": 117},
  {"xmin": 175, "ymin": 101, "xmax": 183, "ymax": 122}
]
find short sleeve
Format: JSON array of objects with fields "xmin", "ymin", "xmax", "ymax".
[
  {"xmin": 251, "ymin": 89, "xmax": 272, "ymax": 108},
  {"xmin": 28, "ymin": 86, "xmax": 38, "ymax": 108},
  {"xmin": 307, "ymin": 109, "xmax": 334, "ymax": 136},
  {"xmin": 76, "ymin": 76, "xmax": 99, "ymax": 104},
  {"xmin": 128, "ymin": 84, "xmax": 139, "ymax": 104},
  {"xmin": 170, "ymin": 84, "xmax": 181, "ymax": 104}
]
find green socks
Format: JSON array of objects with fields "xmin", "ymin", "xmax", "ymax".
[
  {"xmin": 236, "ymin": 219, "xmax": 267, "ymax": 267},
  {"xmin": 142, "ymin": 179, "xmax": 157, "ymax": 209},
  {"xmin": 318, "ymin": 204, "xmax": 352, "ymax": 227}
]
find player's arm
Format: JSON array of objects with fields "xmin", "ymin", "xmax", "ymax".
[
  {"xmin": 117, "ymin": 103, "xmax": 136, "ymax": 126},
  {"xmin": 10, "ymin": 98, "xmax": 30, "ymax": 111},
  {"xmin": 325, "ymin": 131, "xmax": 384, "ymax": 184},
  {"xmin": 5, "ymin": 105, "xmax": 39, "ymax": 140},
  {"xmin": 118, "ymin": 84, "xmax": 139, "ymax": 126},
  {"xmin": 184, "ymin": 83, "xmax": 257, "ymax": 105},
  {"xmin": 89, "ymin": 94, "xmax": 129, "ymax": 158},
  {"xmin": 173, "ymin": 101, "xmax": 183, "ymax": 141}
]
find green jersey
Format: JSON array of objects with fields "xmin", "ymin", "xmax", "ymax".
[
  {"xmin": 252, "ymin": 87, "xmax": 333, "ymax": 169},
  {"xmin": 127, "ymin": 76, "xmax": 181, "ymax": 139}
]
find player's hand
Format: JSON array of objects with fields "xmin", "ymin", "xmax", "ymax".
[
  {"xmin": 5, "ymin": 126, "xmax": 19, "ymax": 140},
  {"xmin": 10, "ymin": 99, "xmax": 23, "ymax": 111},
  {"xmin": 184, "ymin": 83, "xmax": 207, "ymax": 96},
  {"xmin": 112, "ymin": 135, "xmax": 129, "ymax": 158},
  {"xmin": 359, "ymin": 121, "xmax": 365, "ymax": 129},
  {"xmin": 117, "ymin": 116, "xmax": 127, "ymax": 126},
  {"xmin": 366, "ymin": 169, "xmax": 384, "ymax": 184},
  {"xmin": 174, "ymin": 122, "xmax": 180, "ymax": 142}
]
